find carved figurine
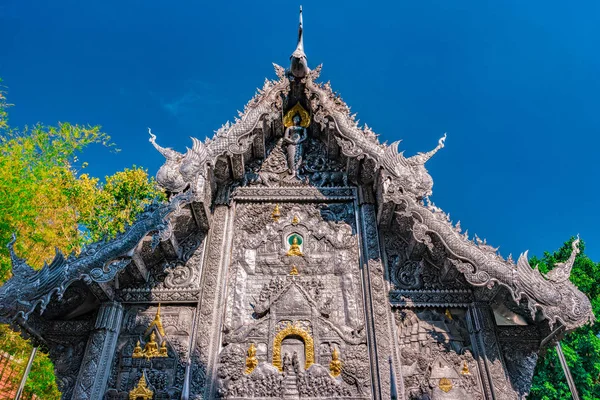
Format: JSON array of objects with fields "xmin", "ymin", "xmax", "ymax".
[
  {"xmin": 271, "ymin": 204, "xmax": 281, "ymax": 222},
  {"xmin": 143, "ymin": 331, "xmax": 160, "ymax": 359},
  {"xmin": 283, "ymin": 352, "xmax": 293, "ymax": 375},
  {"xmin": 286, "ymin": 236, "xmax": 304, "ymax": 257},
  {"xmin": 245, "ymin": 343, "xmax": 258, "ymax": 374},
  {"xmin": 132, "ymin": 340, "xmax": 143, "ymax": 359},
  {"xmin": 292, "ymin": 351, "xmax": 300, "ymax": 374},
  {"xmin": 158, "ymin": 340, "xmax": 168, "ymax": 357},
  {"xmin": 310, "ymin": 171, "xmax": 348, "ymax": 187},
  {"xmin": 283, "ymin": 113, "xmax": 308, "ymax": 178},
  {"xmin": 461, "ymin": 361, "xmax": 470, "ymax": 375},
  {"xmin": 329, "ymin": 347, "xmax": 342, "ymax": 378}
]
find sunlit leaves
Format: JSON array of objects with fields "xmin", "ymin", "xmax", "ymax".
[
  {"xmin": 0, "ymin": 86, "xmax": 164, "ymax": 398},
  {"xmin": 0, "ymin": 325, "xmax": 60, "ymax": 400}
]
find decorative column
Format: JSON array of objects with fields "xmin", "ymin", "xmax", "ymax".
[
  {"xmin": 358, "ymin": 197, "xmax": 399, "ymax": 400},
  {"xmin": 72, "ymin": 301, "xmax": 123, "ymax": 400},
  {"xmin": 189, "ymin": 205, "xmax": 233, "ymax": 399},
  {"xmin": 467, "ymin": 302, "xmax": 517, "ymax": 400}
]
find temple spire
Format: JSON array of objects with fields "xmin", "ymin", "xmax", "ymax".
[
  {"xmin": 297, "ymin": 5, "xmax": 304, "ymax": 53},
  {"xmin": 289, "ymin": 6, "xmax": 309, "ymax": 78}
]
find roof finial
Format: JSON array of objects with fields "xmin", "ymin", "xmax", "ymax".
[
  {"xmin": 289, "ymin": 5, "xmax": 309, "ymax": 79},
  {"xmin": 298, "ymin": 6, "xmax": 304, "ymax": 52}
]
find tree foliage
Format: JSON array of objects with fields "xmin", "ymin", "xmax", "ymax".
[
  {"xmin": 0, "ymin": 85, "xmax": 164, "ymax": 398},
  {"xmin": 529, "ymin": 237, "xmax": 600, "ymax": 400},
  {"xmin": 0, "ymin": 325, "xmax": 60, "ymax": 400}
]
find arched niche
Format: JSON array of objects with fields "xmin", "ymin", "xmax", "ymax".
[{"xmin": 272, "ymin": 323, "xmax": 315, "ymax": 371}]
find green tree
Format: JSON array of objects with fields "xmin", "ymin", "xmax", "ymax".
[
  {"xmin": 0, "ymin": 84, "xmax": 164, "ymax": 398},
  {"xmin": 0, "ymin": 80, "xmax": 10, "ymax": 130},
  {"xmin": 529, "ymin": 237, "xmax": 600, "ymax": 400}
]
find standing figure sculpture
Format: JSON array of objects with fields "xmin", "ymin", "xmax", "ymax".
[
  {"xmin": 283, "ymin": 113, "xmax": 308, "ymax": 178},
  {"xmin": 292, "ymin": 351, "xmax": 300, "ymax": 374},
  {"xmin": 283, "ymin": 352, "xmax": 293, "ymax": 376}
]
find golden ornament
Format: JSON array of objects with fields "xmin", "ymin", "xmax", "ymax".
[
  {"xmin": 439, "ymin": 377, "xmax": 453, "ymax": 393},
  {"xmin": 244, "ymin": 343, "xmax": 258, "ymax": 374},
  {"xmin": 129, "ymin": 371, "xmax": 153, "ymax": 400},
  {"xmin": 283, "ymin": 102, "xmax": 311, "ymax": 128},
  {"xmin": 329, "ymin": 347, "xmax": 343, "ymax": 378},
  {"xmin": 271, "ymin": 204, "xmax": 281, "ymax": 222}
]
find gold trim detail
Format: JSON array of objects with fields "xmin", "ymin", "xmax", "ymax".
[
  {"xmin": 132, "ymin": 304, "xmax": 169, "ymax": 359},
  {"xmin": 271, "ymin": 204, "xmax": 281, "ymax": 222},
  {"xmin": 460, "ymin": 361, "xmax": 470, "ymax": 375},
  {"xmin": 272, "ymin": 322, "xmax": 314, "ymax": 371},
  {"xmin": 283, "ymin": 103, "xmax": 311, "ymax": 128},
  {"xmin": 439, "ymin": 377, "xmax": 453, "ymax": 393},
  {"xmin": 291, "ymin": 215, "xmax": 300, "ymax": 225},
  {"xmin": 129, "ymin": 371, "xmax": 153, "ymax": 400},
  {"xmin": 245, "ymin": 343, "xmax": 258, "ymax": 374},
  {"xmin": 329, "ymin": 347, "xmax": 342, "ymax": 378},
  {"xmin": 444, "ymin": 308, "xmax": 453, "ymax": 320},
  {"xmin": 145, "ymin": 304, "xmax": 166, "ymax": 337},
  {"xmin": 289, "ymin": 265, "xmax": 299, "ymax": 275}
]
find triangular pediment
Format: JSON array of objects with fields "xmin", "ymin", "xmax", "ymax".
[{"xmin": 253, "ymin": 279, "xmax": 319, "ymax": 317}]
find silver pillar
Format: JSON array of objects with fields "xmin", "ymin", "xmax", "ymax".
[{"xmin": 72, "ymin": 301, "xmax": 123, "ymax": 400}]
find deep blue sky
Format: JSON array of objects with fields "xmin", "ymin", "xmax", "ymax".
[{"xmin": 1, "ymin": 1, "xmax": 599, "ymax": 261}]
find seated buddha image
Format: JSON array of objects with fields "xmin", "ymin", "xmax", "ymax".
[
  {"xmin": 143, "ymin": 331, "xmax": 160, "ymax": 358},
  {"xmin": 158, "ymin": 340, "xmax": 168, "ymax": 357},
  {"xmin": 132, "ymin": 340, "xmax": 143, "ymax": 358},
  {"xmin": 286, "ymin": 234, "xmax": 304, "ymax": 257}
]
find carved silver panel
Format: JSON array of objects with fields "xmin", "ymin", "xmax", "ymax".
[
  {"xmin": 215, "ymin": 200, "xmax": 372, "ymax": 399},
  {"xmin": 104, "ymin": 304, "xmax": 196, "ymax": 399}
]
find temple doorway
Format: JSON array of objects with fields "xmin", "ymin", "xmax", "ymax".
[{"xmin": 281, "ymin": 335, "xmax": 306, "ymax": 371}]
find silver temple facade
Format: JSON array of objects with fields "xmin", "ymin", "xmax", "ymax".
[{"xmin": 0, "ymin": 8, "xmax": 594, "ymax": 400}]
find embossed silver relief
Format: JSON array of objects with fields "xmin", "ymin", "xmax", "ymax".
[
  {"xmin": 46, "ymin": 331, "xmax": 89, "ymax": 399},
  {"xmin": 396, "ymin": 308, "xmax": 484, "ymax": 400},
  {"xmin": 73, "ymin": 302, "xmax": 124, "ymax": 400},
  {"xmin": 104, "ymin": 304, "xmax": 195, "ymax": 399},
  {"xmin": 239, "ymin": 135, "xmax": 350, "ymax": 191},
  {"xmin": 389, "ymin": 193, "xmax": 594, "ymax": 331},
  {"xmin": 216, "ymin": 202, "xmax": 371, "ymax": 398}
]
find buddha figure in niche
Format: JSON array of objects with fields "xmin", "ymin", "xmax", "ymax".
[
  {"xmin": 245, "ymin": 343, "xmax": 258, "ymax": 374},
  {"xmin": 329, "ymin": 346, "xmax": 343, "ymax": 377},
  {"xmin": 286, "ymin": 234, "xmax": 304, "ymax": 257},
  {"xmin": 132, "ymin": 340, "xmax": 143, "ymax": 358},
  {"xmin": 158, "ymin": 340, "xmax": 168, "ymax": 357},
  {"xmin": 143, "ymin": 331, "xmax": 160, "ymax": 358}
]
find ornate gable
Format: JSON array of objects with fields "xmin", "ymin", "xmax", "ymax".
[
  {"xmin": 0, "ymin": 7, "xmax": 594, "ymax": 400},
  {"xmin": 146, "ymin": 24, "xmax": 593, "ymax": 333}
]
